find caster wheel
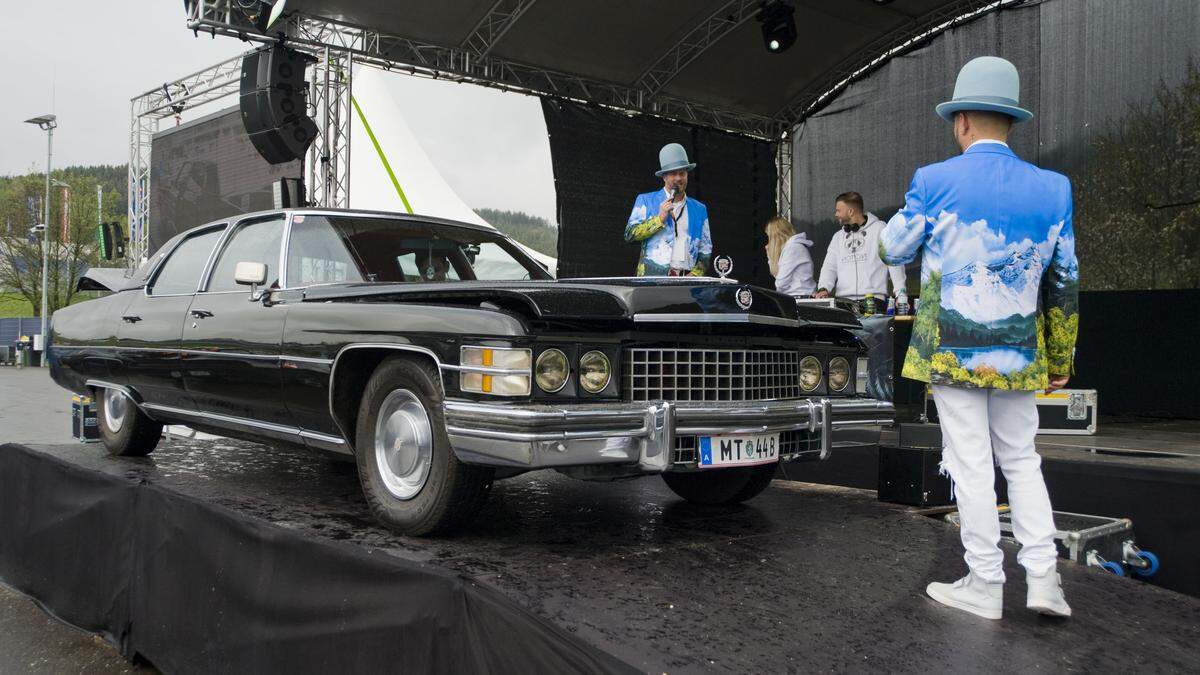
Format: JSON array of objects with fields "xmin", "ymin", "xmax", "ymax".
[
  {"xmin": 1100, "ymin": 561, "xmax": 1126, "ymax": 577},
  {"xmin": 1133, "ymin": 551, "xmax": 1160, "ymax": 578}
]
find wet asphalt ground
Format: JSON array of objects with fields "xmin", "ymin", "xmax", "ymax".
[{"xmin": 4, "ymin": 367, "xmax": 1200, "ymax": 672}]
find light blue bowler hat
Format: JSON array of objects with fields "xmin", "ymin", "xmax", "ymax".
[
  {"xmin": 936, "ymin": 56, "xmax": 1033, "ymax": 123},
  {"xmin": 655, "ymin": 142, "xmax": 696, "ymax": 176}
]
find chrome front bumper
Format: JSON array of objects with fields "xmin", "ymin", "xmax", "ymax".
[{"xmin": 444, "ymin": 397, "xmax": 894, "ymax": 472}]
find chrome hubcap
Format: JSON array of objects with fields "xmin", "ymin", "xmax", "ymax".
[
  {"xmin": 374, "ymin": 389, "xmax": 432, "ymax": 500},
  {"xmin": 103, "ymin": 388, "xmax": 129, "ymax": 433}
]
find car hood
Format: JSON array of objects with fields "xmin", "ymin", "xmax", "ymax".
[{"xmin": 298, "ymin": 277, "xmax": 861, "ymax": 329}]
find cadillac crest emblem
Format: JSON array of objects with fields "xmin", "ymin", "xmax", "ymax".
[
  {"xmin": 714, "ymin": 254, "xmax": 734, "ymax": 279},
  {"xmin": 735, "ymin": 286, "xmax": 753, "ymax": 310}
]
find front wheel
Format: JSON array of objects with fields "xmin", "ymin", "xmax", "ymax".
[
  {"xmin": 355, "ymin": 357, "xmax": 492, "ymax": 536},
  {"xmin": 96, "ymin": 387, "xmax": 162, "ymax": 457},
  {"xmin": 662, "ymin": 463, "xmax": 778, "ymax": 505}
]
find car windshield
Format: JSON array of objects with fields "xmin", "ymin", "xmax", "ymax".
[{"xmin": 286, "ymin": 214, "xmax": 552, "ymax": 286}]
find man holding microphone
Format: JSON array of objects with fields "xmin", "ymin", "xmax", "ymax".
[{"xmin": 624, "ymin": 143, "xmax": 713, "ymax": 277}]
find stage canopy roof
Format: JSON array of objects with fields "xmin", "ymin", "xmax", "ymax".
[{"xmin": 187, "ymin": 0, "xmax": 999, "ymax": 137}]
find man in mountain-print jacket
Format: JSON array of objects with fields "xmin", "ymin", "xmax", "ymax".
[{"xmin": 879, "ymin": 57, "xmax": 1079, "ymax": 621}]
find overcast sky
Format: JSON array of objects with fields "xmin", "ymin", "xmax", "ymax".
[{"xmin": 0, "ymin": 1, "xmax": 558, "ymax": 223}]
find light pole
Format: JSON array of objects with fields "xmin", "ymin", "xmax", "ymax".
[{"xmin": 25, "ymin": 114, "xmax": 56, "ymax": 367}]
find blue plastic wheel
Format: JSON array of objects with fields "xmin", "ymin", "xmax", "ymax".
[
  {"xmin": 1133, "ymin": 551, "xmax": 1160, "ymax": 578},
  {"xmin": 1100, "ymin": 561, "xmax": 1126, "ymax": 577}
]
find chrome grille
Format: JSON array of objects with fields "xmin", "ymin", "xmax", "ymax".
[
  {"xmin": 672, "ymin": 431, "xmax": 819, "ymax": 465},
  {"xmin": 623, "ymin": 348, "xmax": 801, "ymax": 402}
]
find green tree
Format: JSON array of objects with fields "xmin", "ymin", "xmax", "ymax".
[
  {"xmin": 0, "ymin": 166, "xmax": 124, "ymax": 316},
  {"xmin": 475, "ymin": 208, "xmax": 558, "ymax": 257},
  {"xmin": 1076, "ymin": 63, "xmax": 1200, "ymax": 290}
]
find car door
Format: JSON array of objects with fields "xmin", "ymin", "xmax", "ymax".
[
  {"xmin": 116, "ymin": 225, "xmax": 226, "ymax": 409},
  {"xmin": 278, "ymin": 213, "xmax": 367, "ymax": 438},
  {"xmin": 181, "ymin": 214, "xmax": 291, "ymax": 427}
]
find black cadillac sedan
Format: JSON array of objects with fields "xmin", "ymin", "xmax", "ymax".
[{"xmin": 49, "ymin": 209, "xmax": 893, "ymax": 535}]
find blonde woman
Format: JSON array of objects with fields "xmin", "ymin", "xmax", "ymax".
[{"xmin": 764, "ymin": 216, "xmax": 815, "ymax": 297}]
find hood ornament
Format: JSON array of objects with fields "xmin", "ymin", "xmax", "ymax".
[
  {"xmin": 714, "ymin": 255, "xmax": 734, "ymax": 279},
  {"xmin": 735, "ymin": 286, "xmax": 753, "ymax": 310}
]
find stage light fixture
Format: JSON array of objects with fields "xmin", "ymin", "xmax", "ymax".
[{"xmin": 758, "ymin": 1, "xmax": 797, "ymax": 54}]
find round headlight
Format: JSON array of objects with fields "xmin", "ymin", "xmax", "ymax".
[
  {"xmin": 535, "ymin": 349, "xmax": 569, "ymax": 393},
  {"xmin": 828, "ymin": 356, "xmax": 850, "ymax": 392},
  {"xmin": 799, "ymin": 355, "xmax": 822, "ymax": 392},
  {"xmin": 578, "ymin": 350, "xmax": 611, "ymax": 393}
]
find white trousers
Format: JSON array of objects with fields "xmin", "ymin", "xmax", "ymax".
[{"xmin": 932, "ymin": 385, "xmax": 1058, "ymax": 583}]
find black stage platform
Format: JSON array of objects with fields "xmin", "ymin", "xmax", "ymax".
[
  {"xmin": 1, "ymin": 439, "xmax": 1198, "ymax": 674},
  {"xmin": 789, "ymin": 419, "xmax": 1200, "ymax": 599}
]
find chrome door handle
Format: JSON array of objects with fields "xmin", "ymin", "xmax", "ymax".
[
  {"xmin": 189, "ymin": 309, "xmax": 213, "ymax": 319},
  {"xmin": 121, "ymin": 315, "xmax": 142, "ymax": 323}
]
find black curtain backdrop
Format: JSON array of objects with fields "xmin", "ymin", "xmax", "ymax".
[
  {"xmin": 542, "ymin": 99, "xmax": 777, "ymax": 287},
  {"xmin": 791, "ymin": 0, "xmax": 1200, "ymax": 294}
]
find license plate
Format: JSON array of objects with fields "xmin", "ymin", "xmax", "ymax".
[{"xmin": 698, "ymin": 433, "xmax": 780, "ymax": 468}]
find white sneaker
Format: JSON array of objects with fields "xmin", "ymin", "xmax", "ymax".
[
  {"xmin": 1026, "ymin": 571, "xmax": 1072, "ymax": 617},
  {"xmin": 926, "ymin": 573, "xmax": 1003, "ymax": 620}
]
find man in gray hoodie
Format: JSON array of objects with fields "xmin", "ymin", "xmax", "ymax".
[{"xmin": 815, "ymin": 191, "xmax": 906, "ymax": 302}]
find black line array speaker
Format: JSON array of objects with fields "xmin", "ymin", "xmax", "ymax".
[{"xmin": 239, "ymin": 45, "xmax": 318, "ymax": 165}]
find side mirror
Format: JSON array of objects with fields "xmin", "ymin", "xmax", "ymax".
[
  {"xmin": 234, "ymin": 261, "xmax": 267, "ymax": 285},
  {"xmin": 234, "ymin": 261, "xmax": 268, "ymax": 301}
]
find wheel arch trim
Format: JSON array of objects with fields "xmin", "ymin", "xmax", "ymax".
[
  {"xmin": 327, "ymin": 343, "xmax": 448, "ymax": 452},
  {"xmin": 85, "ymin": 379, "xmax": 160, "ymax": 422}
]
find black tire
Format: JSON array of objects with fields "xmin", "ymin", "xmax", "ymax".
[
  {"xmin": 728, "ymin": 463, "xmax": 778, "ymax": 502},
  {"xmin": 354, "ymin": 356, "xmax": 492, "ymax": 536},
  {"xmin": 96, "ymin": 388, "xmax": 162, "ymax": 457},
  {"xmin": 662, "ymin": 463, "xmax": 777, "ymax": 505}
]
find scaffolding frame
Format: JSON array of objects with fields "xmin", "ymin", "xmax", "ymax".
[
  {"xmin": 127, "ymin": 46, "xmax": 353, "ymax": 265},
  {"xmin": 128, "ymin": 0, "xmax": 1019, "ymax": 264}
]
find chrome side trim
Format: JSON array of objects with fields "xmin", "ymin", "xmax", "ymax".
[
  {"xmin": 633, "ymin": 313, "xmax": 798, "ymax": 328},
  {"xmin": 58, "ymin": 345, "xmax": 334, "ymax": 366},
  {"xmin": 282, "ymin": 355, "xmax": 336, "ymax": 365},
  {"xmin": 141, "ymin": 403, "xmax": 348, "ymax": 453},
  {"xmin": 299, "ymin": 430, "xmax": 347, "ymax": 444},
  {"xmin": 143, "ymin": 403, "xmax": 297, "ymax": 435}
]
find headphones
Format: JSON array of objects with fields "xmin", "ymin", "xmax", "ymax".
[{"xmin": 842, "ymin": 222, "xmax": 862, "ymax": 234}]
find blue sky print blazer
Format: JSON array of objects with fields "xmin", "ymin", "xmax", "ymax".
[
  {"xmin": 878, "ymin": 142, "xmax": 1079, "ymax": 390},
  {"xmin": 624, "ymin": 190, "xmax": 714, "ymax": 276}
]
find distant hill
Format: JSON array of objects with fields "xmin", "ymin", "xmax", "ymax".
[{"xmin": 475, "ymin": 208, "xmax": 558, "ymax": 258}]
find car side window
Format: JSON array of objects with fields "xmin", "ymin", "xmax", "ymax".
[
  {"xmin": 286, "ymin": 215, "xmax": 365, "ymax": 286},
  {"xmin": 207, "ymin": 217, "xmax": 285, "ymax": 292},
  {"xmin": 148, "ymin": 227, "xmax": 226, "ymax": 296}
]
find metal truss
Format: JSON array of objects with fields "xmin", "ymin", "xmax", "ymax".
[
  {"xmin": 775, "ymin": 129, "xmax": 792, "ymax": 219},
  {"xmin": 308, "ymin": 47, "xmax": 353, "ymax": 208},
  {"xmin": 635, "ymin": 0, "xmax": 760, "ymax": 96},
  {"xmin": 127, "ymin": 43, "xmax": 354, "ymax": 263},
  {"xmin": 183, "ymin": 0, "xmax": 783, "ymax": 140},
  {"xmin": 127, "ymin": 54, "xmax": 244, "ymax": 265},
  {"xmin": 461, "ymin": 0, "xmax": 538, "ymax": 58},
  {"xmin": 776, "ymin": 0, "xmax": 1011, "ymax": 126}
]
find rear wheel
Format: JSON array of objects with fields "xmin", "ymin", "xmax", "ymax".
[
  {"xmin": 354, "ymin": 357, "xmax": 492, "ymax": 536},
  {"xmin": 96, "ymin": 388, "xmax": 162, "ymax": 457},
  {"xmin": 662, "ymin": 463, "xmax": 778, "ymax": 505}
]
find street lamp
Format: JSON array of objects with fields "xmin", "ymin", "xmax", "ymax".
[{"xmin": 25, "ymin": 114, "xmax": 56, "ymax": 367}]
